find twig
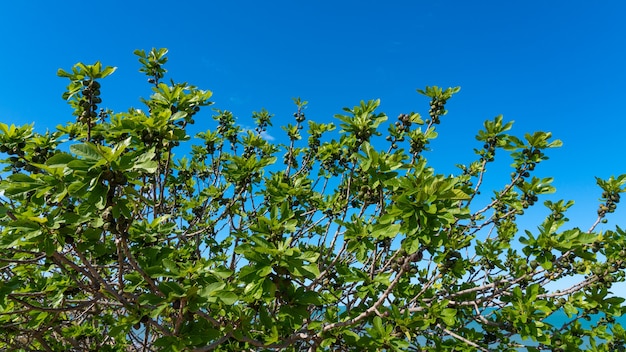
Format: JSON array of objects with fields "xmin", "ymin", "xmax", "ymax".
[{"xmin": 438, "ymin": 324, "xmax": 489, "ymax": 352}]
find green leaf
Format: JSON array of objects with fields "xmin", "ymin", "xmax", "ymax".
[
  {"xmin": 440, "ymin": 308, "xmax": 457, "ymax": 326},
  {"xmin": 162, "ymin": 258, "xmax": 180, "ymax": 275},
  {"xmin": 371, "ymin": 223, "xmax": 401, "ymax": 239},
  {"xmin": 297, "ymin": 264, "xmax": 321, "ymax": 279},
  {"xmin": 563, "ymin": 303, "xmax": 578, "ymax": 317},
  {"xmin": 45, "ymin": 152, "xmax": 75, "ymax": 167},
  {"xmin": 216, "ymin": 290, "xmax": 238, "ymax": 305},
  {"xmin": 199, "ymin": 282, "xmax": 225, "ymax": 300},
  {"xmin": 70, "ymin": 143, "xmax": 102, "ymax": 161},
  {"xmin": 372, "ymin": 316, "xmax": 384, "ymax": 334},
  {"xmin": 132, "ymin": 148, "xmax": 158, "ymax": 173},
  {"xmin": 258, "ymin": 266, "xmax": 272, "ymax": 277},
  {"xmin": 158, "ymin": 281, "xmax": 185, "ymax": 297},
  {"xmin": 100, "ymin": 66, "xmax": 118, "ymax": 78},
  {"xmin": 66, "ymin": 159, "xmax": 93, "ymax": 171}
]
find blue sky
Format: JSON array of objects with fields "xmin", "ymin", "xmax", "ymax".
[{"xmin": 1, "ymin": 1, "xmax": 625, "ymax": 230}]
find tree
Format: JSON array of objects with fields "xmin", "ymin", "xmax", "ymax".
[{"xmin": 0, "ymin": 48, "xmax": 625, "ymax": 352}]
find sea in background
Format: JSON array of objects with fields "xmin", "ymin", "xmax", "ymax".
[
  {"xmin": 514, "ymin": 310, "xmax": 626, "ymax": 349},
  {"xmin": 335, "ymin": 306, "xmax": 626, "ymax": 348},
  {"xmin": 545, "ymin": 309, "xmax": 626, "ymax": 328},
  {"xmin": 410, "ymin": 310, "xmax": 626, "ymax": 350}
]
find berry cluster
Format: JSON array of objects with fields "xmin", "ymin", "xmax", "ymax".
[
  {"xmin": 0, "ymin": 141, "xmax": 25, "ymax": 157},
  {"xmin": 253, "ymin": 110, "xmax": 272, "ymax": 136},
  {"xmin": 85, "ymin": 167, "xmax": 132, "ymax": 239},
  {"xmin": 395, "ymin": 113, "xmax": 412, "ymax": 132},
  {"xmin": 2, "ymin": 140, "xmax": 58, "ymax": 173},
  {"xmin": 549, "ymin": 210, "xmax": 565, "ymax": 221},
  {"xmin": 354, "ymin": 128, "xmax": 372, "ymax": 146},
  {"xmin": 217, "ymin": 112, "xmax": 238, "ymax": 147},
  {"xmin": 483, "ymin": 136, "xmax": 498, "ymax": 150},
  {"xmin": 294, "ymin": 111, "xmax": 305, "ymax": 124},
  {"xmin": 521, "ymin": 192, "xmax": 539, "ymax": 209},
  {"xmin": 429, "ymin": 98, "xmax": 446, "ymax": 124},
  {"xmin": 205, "ymin": 140, "xmax": 216, "ymax": 154},
  {"xmin": 598, "ymin": 191, "xmax": 620, "ymax": 217},
  {"xmin": 354, "ymin": 179, "xmax": 379, "ymax": 206},
  {"xmin": 521, "ymin": 148, "xmax": 541, "ymax": 169},
  {"xmin": 321, "ymin": 148, "xmax": 350, "ymax": 176},
  {"xmin": 286, "ymin": 111, "xmax": 306, "ymax": 141},
  {"xmin": 492, "ymin": 202, "xmax": 514, "ymax": 224},
  {"xmin": 24, "ymin": 145, "xmax": 54, "ymax": 173},
  {"xmin": 243, "ymin": 145, "xmax": 256, "ymax": 158},
  {"xmin": 101, "ymin": 205, "xmax": 131, "ymax": 235},
  {"xmin": 146, "ymin": 61, "xmax": 164, "ymax": 85},
  {"xmin": 387, "ymin": 113, "xmax": 413, "ymax": 149},
  {"xmin": 101, "ymin": 169, "xmax": 128, "ymax": 187},
  {"xmin": 389, "ymin": 249, "xmax": 423, "ymax": 273},
  {"xmin": 308, "ymin": 131, "xmax": 321, "ymax": 153},
  {"xmin": 477, "ymin": 135, "xmax": 502, "ymax": 163},
  {"xmin": 77, "ymin": 80, "xmax": 102, "ymax": 126},
  {"xmin": 140, "ymin": 129, "xmax": 158, "ymax": 144},
  {"xmin": 283, "ymin": 151, "xmax": 298, "ymax": 169},
  {"xmin": 512, "ymin": 165, "xmax": 538, "ymax": 210},
  {"xmin": 409, "ymin": 132, "xmax": 427, "ymax": 156}
]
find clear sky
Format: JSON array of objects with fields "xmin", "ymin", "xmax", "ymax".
[{"xmin": 1, "ymin": 1, "xmax": 625, "ymax": 230}]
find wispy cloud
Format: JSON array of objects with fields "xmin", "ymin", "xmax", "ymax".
[
  {"xmin": 260, "ymin": 131, "xmax": 275, "ymax": 141},
  {"xmin": 242, "ymin": 126, "xmax": 276, "ymax": 141}
]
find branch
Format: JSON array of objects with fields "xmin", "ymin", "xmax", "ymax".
[
  {"xmin": 537, "ymin": 275, "xmax": 599, "ymax": 299},
  {"xmin": 7, "ymin": 295, "xmax": 92, "ymax": 313},
  {"xmin": 192, "ymin": 332, "xmax": 233, "ymax": 352},
  {"xmin": 587, "ymin": 215, "xmax": 604, "ymax": 233},
  {"xmin": 62, "ymin": 249, "xmax": 134, "ymax": 308},
  {"xmin": 117, "ymin": 234, "xmax": 163, "ymax": 297},
  {"xmin": 320, "ymin": 256, "xmax": 410, "ymax": 334},
  {"xmin": 437, "ymin": 324, "xmax": 489, "ymax": 352}
]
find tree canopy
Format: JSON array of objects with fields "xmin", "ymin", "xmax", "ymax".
[{"xmin": 0, "ymin": 48, "xmax": 625, "ymax": 351}]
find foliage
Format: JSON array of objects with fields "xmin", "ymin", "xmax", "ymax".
[{"xmin": 0, "ymin": 48, "xmax": 625, "ymax": 351}]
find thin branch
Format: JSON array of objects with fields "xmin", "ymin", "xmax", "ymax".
[
  {"xmin": 438, "ymin": 324, "xmax": 489, "ymax": 352},
  {"xmin": 320, "ymin": 256, "xmax": 410, "ymax": 334}
]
